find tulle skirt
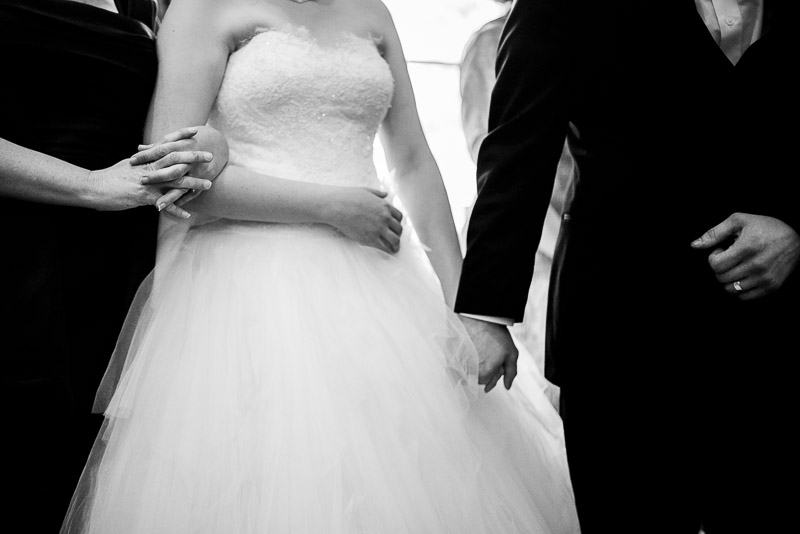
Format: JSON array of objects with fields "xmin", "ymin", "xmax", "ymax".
[{"xmin": 61, "ymin": 220, "xmax": 579, "ymax": 533}]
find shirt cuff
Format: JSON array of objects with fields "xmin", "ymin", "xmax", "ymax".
[{"xmin": 458, "ymin": 313, "xmax": 515, "ymax": 326}]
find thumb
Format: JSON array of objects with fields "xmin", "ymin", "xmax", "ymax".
[{"xmin": 691, "ymin": 216, "xmax": 740, "ymax": 249}]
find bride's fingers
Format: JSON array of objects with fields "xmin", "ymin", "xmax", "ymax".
[
  {"xmin": 389, "ymin": 205, "xmax": 403, "ymax": 223},
  {"xmin": 366, "ymin": 187, "xmax": 388, "ymax": 198},
  {"xmin": 484, "ymin": 370, "xmax": 502, "ymax": 393},
  {"xmin": 503, "ymin": 358, "xmax": 517, "ymax": 390},
  {"xmin": 369, "ymin": 236, "xmax": 393, "ymax": 254},
  {"xmin": 381, "ymin": 235, "xmax": 400, "ymax": 254},
  {"xmin": 388, "ymin": 218, "xmax": 403, "ymax": 237}
]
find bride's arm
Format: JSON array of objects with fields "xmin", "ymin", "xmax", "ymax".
[
  {"xmin": 375, "ymin": 6, "xmax": 463, "ymax": 306},
  {"xmin": 148, "ymin": 0, "xmax": 401, "ymax": 252}
]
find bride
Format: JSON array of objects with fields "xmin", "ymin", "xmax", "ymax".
[{"xmin": 62, "ymin": 0, "xmax": 580, "ymax": 532}]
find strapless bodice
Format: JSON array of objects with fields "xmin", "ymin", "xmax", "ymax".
[{"xmin": 207, "ymin": 25, "xmax": 394, "ymax": 189}]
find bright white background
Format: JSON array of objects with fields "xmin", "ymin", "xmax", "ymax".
[{"xmin": 377, "ymin": 0, "xmax": 507, "ymax": 234}]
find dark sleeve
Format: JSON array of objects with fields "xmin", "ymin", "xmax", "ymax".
[
  {"xmin": 454, "ymin": 0, "xmax": 576, "ymax": 321},
  {"xmin": 116, "ymin": 0, "xmax": 158, "ymax": 31}
]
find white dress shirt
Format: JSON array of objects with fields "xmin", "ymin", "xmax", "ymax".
[
  {"xmin": 461, "ymin": 0, "xmax": 765, "ymax": 326},
  {"xmin": 69, "ymin": 0, "xmax": 119, "ymax": 13},
  {"xmin": 695, "ymin": 0, "xmax": 764, "ymax": 64}
]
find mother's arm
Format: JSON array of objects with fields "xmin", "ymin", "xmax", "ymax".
[
  {"xmin": 147, "ymin": 0, "xmax": 401, "ymax": 252},
  {"xmin": 0, "ymin": 131, "xmax": 213, "ymax": 215}
]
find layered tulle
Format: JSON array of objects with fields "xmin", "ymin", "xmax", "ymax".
[{"xmin": 61, "ymin": 220, "xmax": 578, "ymax": 533}]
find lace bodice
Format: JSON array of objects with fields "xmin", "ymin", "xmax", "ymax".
[{"xmin": 208, "ymin": 26, "xmax": 394, "ymax": 189}]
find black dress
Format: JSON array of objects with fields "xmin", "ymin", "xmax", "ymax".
[{"xmin": 0, "ymin": 0, "xmax": 157, "ymax": 530}]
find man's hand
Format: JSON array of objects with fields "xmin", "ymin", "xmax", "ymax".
[
  {"xmin": 692, "ymin": 212, "xmax": 800, "ymax": 300},
  {"xmin": 459, "ymin": 315, "xmax": 518, "ymax": 392}
]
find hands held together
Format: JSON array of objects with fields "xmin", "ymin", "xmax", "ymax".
[
  {"xmin": 459, "ymin": 211, "xmax": 800, "ymax": 396},
  {"xmin": 92, "ymin": 126, "xmax": 223, "ymax": 218},
  {"xmin": 692, "ymin": 212, "xmax": 800, "ymax": 300},
  {"xmin": 460, "ymin": 316, "xmax": 519, "ymax": 393}
]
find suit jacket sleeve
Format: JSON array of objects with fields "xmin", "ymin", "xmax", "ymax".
[{"xmin": 455, "ymin": 0, "xmax": 576, "ymax": 322}]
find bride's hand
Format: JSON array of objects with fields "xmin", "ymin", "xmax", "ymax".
[{"xmin": 329, "ymin": 187, "xmax": 404, "ymax": 254}]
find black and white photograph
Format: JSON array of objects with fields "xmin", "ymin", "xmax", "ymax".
[{"xmin": 1, "ymin": 1, "xmax": 796, "ymax": 533}]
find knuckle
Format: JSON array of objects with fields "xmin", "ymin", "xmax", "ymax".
[
  {"xmin": 172, "ymin": 164, "xmax": 188, "ymax": 178},
  {"xmin": 765, "ymin": 276, "xmax": 781, "ymax": 291}
]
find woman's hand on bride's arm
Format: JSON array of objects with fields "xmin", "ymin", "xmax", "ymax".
[
  {"xmin": 130, "ymin": 125, "xmax": 230, "ymax": 218},
  {"xmin": 0, "ymin": 132, "xmax": 210, "ymax": 214},
  {"xmin": 327, "ymin": 187, "xmax": 404, "ymax": 254}
]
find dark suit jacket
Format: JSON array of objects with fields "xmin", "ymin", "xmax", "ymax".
[{"xmin": 455, "ymin": 0, "xmax": 798, "ymax": 386}]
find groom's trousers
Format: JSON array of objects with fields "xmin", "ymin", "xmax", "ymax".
[{"xmin": 558, "ymin": 273, "xmax": 798, "ymax": 534}]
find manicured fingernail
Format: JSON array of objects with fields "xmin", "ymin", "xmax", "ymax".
[
  {"xmin": 203, "ymin": 152, "xmax": 213, "ymax": 161},
  {"xmin": 204, "ymin": 181, "xmax": 212, "ymax": 190},
  {"xmin": 140, "ymin": 176, "xmax": 149, "ymax": 184},
  {"xmin": 187, "ymin": 127, "xmax": 198, "ymax": 133},
  {"xmin": 157, "ymin": 203, "xmax": 165, "ymax": 211},
  {"xmin": 691, "ymin": 239, "xmax": 701, "ymax": 247},
  {"xmin": 181, "ymin": 211, "xmax": 191, "ymax": 219}
]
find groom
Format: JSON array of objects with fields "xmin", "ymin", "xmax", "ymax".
[{"xmin": 456, "ymin": 1, "xmax": 798, "ymax": 532}]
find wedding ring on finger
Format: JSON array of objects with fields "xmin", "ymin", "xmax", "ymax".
[{"xmin": 733, "ymin": 280, "xmax": 744, "ymax": 293}]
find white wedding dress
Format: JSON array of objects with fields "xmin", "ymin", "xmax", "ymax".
[{"xmin": 61, "ymin": 26, "xmax": 579, "ymax": 534}]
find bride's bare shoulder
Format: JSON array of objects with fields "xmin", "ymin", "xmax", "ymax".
[{"xmin": 346, "ymin": 0, "xmax": 397, "ymax": 43}]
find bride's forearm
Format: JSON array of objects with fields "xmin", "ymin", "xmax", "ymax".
[
  {"xmin": 184, "ymin": 126, "xmax": 229, "ymax": 182},
  {"xmin": 394, "ymin": 159, "xmax": 463, "ymax": 307},
  {"xmin": 183, "ymin": 163, "xmax": 348, "ymax": 226}
]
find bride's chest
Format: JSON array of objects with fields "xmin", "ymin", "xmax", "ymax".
[{"xmin": 215, "ymin": 27, "xmax": 395, "ymax": 125}]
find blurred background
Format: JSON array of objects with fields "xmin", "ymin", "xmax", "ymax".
[{"xmin": 378, "ymin": 0, "xmax": 508, "ymax": 237}]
